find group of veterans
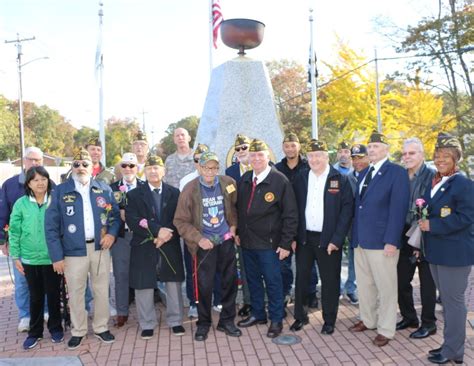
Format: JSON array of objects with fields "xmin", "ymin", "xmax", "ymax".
[{"xmin": 0, "ymin": 127, "xmax": 473, "ymax": 365}]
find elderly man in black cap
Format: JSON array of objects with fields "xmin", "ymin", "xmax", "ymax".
[
  {"xmin": 291, "ymin": 139, "xmax": 353, "ymax": 335},
  {"xmin": 236, "ymin": 139, "xmax": 298, "ymax": 338}
]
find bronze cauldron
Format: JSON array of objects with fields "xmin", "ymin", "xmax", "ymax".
[{"xmin": 220, "ymin": 18, "xmax": 265, "ymax": 55}]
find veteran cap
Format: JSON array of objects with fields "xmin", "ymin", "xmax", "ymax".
[
  {"xmin": 249, "ymin": 139, "xmax": 269, "ymax": 152},
  {"xmin": 283, "ymin": 132, "xmax": 300, "ymax": 143},
  {"xmin": 368, "ymin": 130, "xmax": 388, "ymax": 145},
  {"xmin": 199, "ymin": 151, "xmax": 219, "ymax": 166},
  {"xmin": 121, "ymin": 152, "xmax": 138, "ymax": 164},
  {"xmin": 145, "ymin": 154, "xmax": 164, "ymax": 167},
  {"xmin": 85, "ymin": 136, "xmax": 102, "ymax": 148},
  {"xmin": 338, "ymin": 141, "xmax": 351, "ymax": 150},
  {"xmin": 435, "ymin": 132, "xmax": 462, "ymax": 150},
  {"xmin": 234, "ymin": 134, "xmax": 251, "ymax": 147},
  {"xmin": 350, "ymin": 144, "xmax": 368, "ymax": 157},
  {"xmin": 133, "ymin": 130, "xmax": 148, "ymax": 143},
  {"xmin": 307, "ymin": 139, "xmax": 328, "ymax": 152},
  {"xmin": 194, "ymin": 143, "xmax": 209, "ymax": 157},
  {"xmin": 73, "ymin": 147, "xmax": 92, "ymax": 162}
]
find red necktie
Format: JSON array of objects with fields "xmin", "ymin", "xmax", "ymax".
[{"xmin": 247, "ymin": 177, "xmax": 258, "ymax": 213}]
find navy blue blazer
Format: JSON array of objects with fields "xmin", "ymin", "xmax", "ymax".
[
  {"xmin": 351, "ymin": 160, "xmax": 410, "ymax": 249},
  {"xmin": 225, "ymin": 163, "xmax": 242, "ymax": 183},
  {"xmin": 423, "ymin": 174, "xmax": 474, "ymax": 266}
]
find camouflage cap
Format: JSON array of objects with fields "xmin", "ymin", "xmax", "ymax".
[
  {"xmin": 368, "ymin": 130, "xmax": 388, "ymax": 145},
  {"xmin": 199, "ymin": 151, "xmax": 219, "ymax": 166},
  {"xmin": 338, "ymin": 141, "xmax": 351, "ymax": 150},
  {"xmin": 145, "ymin": 154, "xmax": 164, "ymax": 167},
  {"xmin": 85, "ymin": 136, "xmax": 102, "ymax": 148},
  {"xmin": 435, "ymin": 132, "xmax": 462, "ymax": 150},
  {"xmin": 193, "ymin": 143, "xmax": 209, "ymax": 157},
  {"xmin": 234, "ymin": 134, "xmax": 251, "ymax": 147},
  {"xmin": 72, "ymin": 147, "xmax": 92, "ymax": 162},
  {"xmin": 121, "ymin": 152, "xmax": 138, "ymax": 164},
  {"xmin": 249, "ymin": 139, "xmax": 269, "ymax": 152},
  {"xmin": 133, "ymin": 130, "xmax": 148, "ymax": 143},
  {"xmin": 283, "ymin": 132, "xmax": 300, "ymax": 143},
  {"xmin": 307, "ymin": 139, "xmax": 328, "ymax": 152},
  {"xmin": 350, "ymin": 144, "xmax": 368, "ymax": 157}
]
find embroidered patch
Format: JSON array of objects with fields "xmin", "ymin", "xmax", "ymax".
[
  {"xmin": 96, "ymin": 196, "xmax": 106, "ymax": 208},
  {"xmin": 226, "ymin": 184, "xmax": 236, "ymax": 194},
  {"xmin": 92, "ymin": 188, "xmax": 103, "ymax": 194},
  {"xmin": 264, "ymin": 192, "xmax": 275, "ymax": 202},
  {"xmin": 329, "ymin": 180, "xmax": 339, "ymax": 189},
  {"xmin": 68, "ymin": 224, "xmax": 77, "ymax": 233},
  {"xmin": 113, "ymin": 191, "xmax": 122, "ymax": 203},
  {"xmin": 440, "ymin": 206, "xmax": 451, "ymax": 218},
  {"xmin": 66, "ymin": 206, "xmax": 75, "ymax": 216},
  {"xmin": 62, "ymin": 194, "xmax": 76, "ymax": 203}
]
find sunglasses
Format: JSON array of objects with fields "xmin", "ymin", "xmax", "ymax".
[
  {"xmin": 193, "ymin": 158, "xmax": 200, "ymax": 163},
  {"xmin": 72, "ymin": 162, "xmax": 90, "ymax": 168},
  {"xmin": 235, "ymin": 145, "xmax": 248, "ymax": 152},
  {"xmin": 121, "ymin": 163, "xmax": 136, "ymax": 169}
]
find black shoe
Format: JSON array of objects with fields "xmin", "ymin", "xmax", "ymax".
[
  {"xmin": 238, "ymin": 304, "xmax": 252, "ymax": 317},
  {"xmin": 429, "ymin": 347, "xmax": 442, "ymax": 356},
  {"xmin": 290, "ymin": 318, "xmax": 309, "ymax": 332},
  {"xmin": 67, "ymin": 336, "xmax": 84, "ymax": 350},
  {"xmin": 237, "ymin": 316, "xmax": 267, "ymax": 328},
  {"xmin": 153, "ymin": 289, "xmax": 161, "ymax": 303},
  {"xmin": 409, "ymin": 326, "xmax": 437, "ymax": 339},
  {"xmin": 172, "ymin": 325, "xmax": 185, "ymax": 336},
  {"xmin": 427, "ymin": 353, "xmax": 463, "ymax": 364},
  {"xmin": 321, "ymin": 323, "xmax": 334, "ymax": 335},
  {"xmin": 141, "ymin": 329, "xmax": 154, "ymax": 340},
  {"xmin": 396, "ymin": 319, "xmax": 419, "ymax": 330},
  {"xmin": 194, "ymin": 326, "xmax": 209, "ymax": 341},
  {"xmin": 267, "ymin": 322, "xmax": 283, "ymax": 338},
  {"xmin": 308, "ymin": 296, "xmax": 319, "ymax": 309},
  {"xmin": 94, "ymin": 330, "xmax": 115, "ymax": 344},
  {"xmin": 216, "ymin": 322, "xmax": 242, "ymax": 337}
]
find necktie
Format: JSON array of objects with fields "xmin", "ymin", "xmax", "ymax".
[
  {"xmin": 246, "ymin": 177, "xmax": 258, "ymax": 213},
  {"xmin": 360, "ymin": 166, "xmax": 375, "ymax": 198},
  {"xmin": 153, "ymin": 188, "xmax": 161, "ymax": 218},
  {"xmin": 126, "ymin": 183, "xmax": 132, "ymax": 192}
]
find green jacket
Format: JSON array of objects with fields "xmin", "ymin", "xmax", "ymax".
[{"xmin": 9, "ymin": 195, "xmax": 52, "ymax": 265}]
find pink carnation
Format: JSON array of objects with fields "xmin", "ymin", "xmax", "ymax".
[
  {"xmin": 119, "ymin": 185, "xmax": 127, "ymax": 193},
  {"xmin": 139, "ymin": 218, "xmax": 149, "ymax": 229},
  {"xmin": 415, "ymin": 198, "xmax": 426, "ymax": 207}
]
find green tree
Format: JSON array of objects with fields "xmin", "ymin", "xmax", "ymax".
[
  {"xmin": 0, "ymin": 95, "xmax": 20, "ymax": 160},
  {"xmin": 159, "ymin": 116, "xmax": 199, "ymax": 158},
  {"xmin": 105, "ymin": 117, "xmax": 140, "ymax": 166}
]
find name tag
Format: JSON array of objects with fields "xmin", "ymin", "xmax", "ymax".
[{"xmin": 226, "ymin": 184, "xmax": 236, "ymax": 194}]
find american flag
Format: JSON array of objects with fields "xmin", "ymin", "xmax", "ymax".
[{"xmin": 212, "ymin": 0, "xmax": 223, "ymax": 49}]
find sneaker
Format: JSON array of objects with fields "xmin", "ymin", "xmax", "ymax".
[
  {"xmin": 94, "ymin": 330, "xmax": 115, "ymax": 344},
  {"xmin": 23, "ymin": 336, "xmax": 41, "ymax": 350},
  {"xmin": 212, "ymin": 304, "xmax": 223, "ymax": 313},
  {"xmin": 67, "ymin": 336, "xmax": 84, "ymax": 350},
  {"xmin": 188, "ymin": 305, "xmax": 198, "ymax": 318},
  {"xmin": 18, "ymin": 317, "xmax": 30, "ymax": 333},
  {"xmin": 345, "ymin": 293, "xmax": 359, "ymax": 305},
  {"xmin": 140, "ymin": 329, "xmax": 154, "ymax": 340},
  {"xmin": 51, "ymin": 331, "xmax": 64, "ymax": 343},
  {"xmin": 172, "ymin": 325, "xmax": 185, "ymax": 336}
]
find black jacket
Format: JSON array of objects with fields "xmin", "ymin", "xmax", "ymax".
[
  {"xmin": 293, "ymin": 165, "xmax": 354, "ymax": 248},
  {"xmin": 275, "ymin": 156, "xmax": 309, "ymax": 183},
  {"xmin": 237, "ymin": 167, "xmax": 298, "ymax": 251},
  {"xmin": 125, "ymin": 182, "xmax": 184, "ymax": 287}
]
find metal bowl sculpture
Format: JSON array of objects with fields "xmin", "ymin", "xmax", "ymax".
[{"xmin": 220, "ymin": 18, "xmax": 265, "ymax": 56}]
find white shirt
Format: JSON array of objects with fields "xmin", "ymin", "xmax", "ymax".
[
  {"xmin": 252, "ymin": 165, "xmax": 272, "ymax": 185},
  {"xmin": 148, "ymin": 182, "xmax": 162, "ymax": 194},
  {"xmin": 431, "ymin": 175, "xmax": 452, "ymax": 198},
  {"xmin": 305, "ymin": 165, "xmax": 330, "ymax": 232},
  {"xmin": 359, "ymin": 157, "xmax": 388, "ymax": 194},
  {"xmin": 74, "ymin": 179, "xmax": 95, "ymax": 240},
  {"xmin": 179, "ymin": 170, "xmax": 199, "ymax": 192}
]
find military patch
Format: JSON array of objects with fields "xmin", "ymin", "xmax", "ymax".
[
  {"xmin": 96, "ymin": 196, "xmax": 106, "ymax": 208},
  {"xmin": 440, "ymin": 206, "xmax": 451, "ymax": 218},
  {"xmin": 66, "ymin": 206, "xmax": 75, "ymax": 216},
  {"xmin": 92, "ymin": 188, "xmax": 104, "ymax": 194},
  {"xmin": 329, "ymin": 180, "xmax": 339, "ymax": 189},
  {"xmin": 226, "ymin": 184, "xmax": 236, "ymax": 194},
  {"xmin": 62, "ymin": 194, "xmax": 76, "ymax": 203},
  {"xmin": 113, "ymin": 191, "xmax": 122, "ymax": 203},
  {"xmin": 264, "ymin": 192, "xmax": 275, "ymax": 202},
  {"xmin": 68, "ymin": 224, "xmax": 77, "ymax": 233}
]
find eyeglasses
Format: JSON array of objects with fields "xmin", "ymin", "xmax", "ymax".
[
  {"xmin": 201, "ymin": 166, "xmax": 219, "ymax": 172},
  {"xmin": 235, "ymin": 145, "xmax": 248, "ymax": 152},
  {"xmin": 193, "ymin": 158, "xmax": 200, "ymax": 163},
  {"xmin": 73, "ymin": 162, "xmax": 90, "ymax": 168},
  {"xmin": 121, "ymin": 163, "xmax": 136, "ymax": 169},
  {"xmin": 402, "ymin": 151, "xmax": 419, "ymax": 156}
]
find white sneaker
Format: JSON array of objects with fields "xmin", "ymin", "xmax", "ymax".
[
  {"xmin": 212, "ymin": 304, "xmax": 222, "ymax": 313},
  {"xmin": 44, "ymin": 313, "xmax": 49, "ymax": 322},
  {"xmin": 188, "ymin": 305, "xmax": 198, "ymax": 318},
  {"xmin": 18, "ymin": 318, "xmax": 30, "ymax": 332}
]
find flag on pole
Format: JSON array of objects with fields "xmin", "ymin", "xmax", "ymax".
[
  {"xmin": 307, "ymin": 47, "xmax": 318, "ymax": 84},
  {"xmin": 95, "ymin": 4, "xmax": 104, "ymax": 80},
  {"xmin": 212, "ymin": 0, "xmax": 223, "ymax": 49}
]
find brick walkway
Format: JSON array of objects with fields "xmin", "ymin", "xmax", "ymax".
[{"xmin": 0, "ymin": 255, "xmax": 473, "ymax": 365}]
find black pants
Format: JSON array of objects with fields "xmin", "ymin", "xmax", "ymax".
[
  {"xmin": 397, "ymin": 234, "xmax": 437, "ymax": 328},
  {"xmin": 23, "ymin": 264, "xmax": 63, "ymax": 338},
  {"xmin": 196, "ymin": 239, "xmax": 237, "ymax": 327},
  {"xmin": 294, "ymin": 231, "xmax": 342, "ymax": 326}
]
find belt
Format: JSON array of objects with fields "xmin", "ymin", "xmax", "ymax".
[
  {"xmin": 306, "ymin": 230, "xmax": 321, "ymax": 235},
  {"xmin": 85, "ymin": 239, "xmax": 95, "ymax": 243}
]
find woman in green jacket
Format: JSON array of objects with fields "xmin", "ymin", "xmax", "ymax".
[{"xmin": 9, "ymin": 166, "xmax": 63, "ymax": 350}]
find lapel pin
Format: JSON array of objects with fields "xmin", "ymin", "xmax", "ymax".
[{"xmin": 441, "ymin": 188, "xmax": 445, "ymax": 191}]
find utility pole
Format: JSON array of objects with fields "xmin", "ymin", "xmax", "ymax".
[
  {"xmin": 374, "ymin": 48, "xmax": 382, "ymax": 133},
  {"xmin": 5, "ymin": 34, "xmax": 35, "ymax": 171}
]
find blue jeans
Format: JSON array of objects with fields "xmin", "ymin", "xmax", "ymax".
[
  {"xmin": 12, "ymin": 259, "xmax": 30, "ymax": 320},
  {"xmin": 341, "ymin": 247, "xmax": 357, "ymax": 295},
  {"xmin": 242, "ymin": 248, "xmax": 284, "ymax": 323},
  {"xmin": 280, "ymin": 252, "xmax": 293, "ymax": 298}
]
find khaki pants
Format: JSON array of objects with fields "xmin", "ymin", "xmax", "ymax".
[
  {"xmin": 65, "ymin": 243, "xmax": 111, "ymax": 337},
  {"xmin": 354, "ymin": 247, "xmax": 399, "ymax": 339}
]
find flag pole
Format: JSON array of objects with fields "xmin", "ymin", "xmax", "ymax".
[
  {"xmin": 98, "ymin": 2, "xmax": 106, "ymax": 165},
  {"xmin": 208, "ymin": 0, "xmax": 213, "ymax": 77},
  {"xmin": 309, "ymin": 8, "xmax": 318, "ymax": 139}
]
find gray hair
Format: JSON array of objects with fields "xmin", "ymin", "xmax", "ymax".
[
  {"xmin": 24, "ymin": 146, "xmax": 43, "ymax": 157},
  {"xmin": 403, "ymin": 138, "xmax": 424, "ymax": 153}
]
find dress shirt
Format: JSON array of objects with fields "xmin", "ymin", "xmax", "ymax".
[
  {"xmin": 431, "ymin": 175, "xmax": 452, "ymax": 198},
  {"xmin": 359, "ymin": 157, "xmax": 388, "ymax": 195},
  {"xmin": 148, "ymin": 182, "xmax": 162, "ymax": 194},
  {"xmin": 305, "ymin": 165, "xmax": 330, "ymax": 232},
  {"xmin": 252, "ymin": 164, "xmax": 271, "ymax": 185},
  {"xmin": 74, "ymin": 178, "xmax": 95, "ymax": 240}
]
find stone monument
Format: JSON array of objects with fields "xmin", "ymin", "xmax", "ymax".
[{"xmin": 195, "ymin": 18, "xmax": 284, "ymax": 169}]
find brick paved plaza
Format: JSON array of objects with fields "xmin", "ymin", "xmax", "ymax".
[{"xmin": 0, "ymin": 255, "xmax": 473, "ymax": 365}]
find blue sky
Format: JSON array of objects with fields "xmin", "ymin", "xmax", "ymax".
[{"xmin": 0, "ymin": 0, "xmax": 436, "ymax": 144}]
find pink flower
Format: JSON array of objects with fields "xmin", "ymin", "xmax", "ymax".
[
  {"xmin": 119, "ymin": 185, "xmax": 127, "ymax": 193},
  {"xmin": 415, "ymin": 198, "xmax": 426, "ymax": 207},
  {"xmin": 139, "ymin": 218, "xmax": 149, "ymax": 229}
]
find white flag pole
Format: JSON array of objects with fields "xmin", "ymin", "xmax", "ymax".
[
  {"xmin": 309, "ymin": 8, "xmax": 318, "ymax": 139},
  {"xmin": 209, "ymin": 0, "xmax": 213, "ymax": 77},
  {"xmin": 97, "ymin": 2, "xmax": 106, "ymax": 165}
]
